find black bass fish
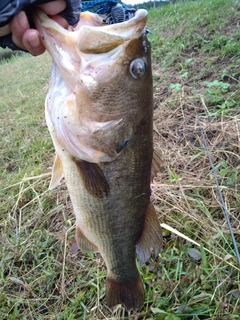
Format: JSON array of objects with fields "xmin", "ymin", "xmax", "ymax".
[{"xmin": 34, "ymin": 9, "xmax": 162, "ymax": 310}]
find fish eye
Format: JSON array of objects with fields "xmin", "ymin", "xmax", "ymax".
[{"xmin": 129, "ymin": 58, "xmax": 146, "ymax": 79}]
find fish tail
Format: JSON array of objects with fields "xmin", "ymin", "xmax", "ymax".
[{"xmin": 106, "ymin": 275, "xmax": 144, "ymax": 310}]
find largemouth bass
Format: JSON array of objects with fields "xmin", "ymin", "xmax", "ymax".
[{"xmin": 34, "ymin": 9, "xmax": 162, "ymax": 310}]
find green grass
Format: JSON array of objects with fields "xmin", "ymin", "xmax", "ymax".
[{"xmin": 1, "ymin": 0, "xmax": 240, "ymax": 318}]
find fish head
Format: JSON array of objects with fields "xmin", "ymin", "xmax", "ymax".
[{"xmin": 33, "ymin": 9, "xmax": 153, "ymax": 163}]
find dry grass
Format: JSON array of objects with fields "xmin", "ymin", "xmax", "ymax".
[{"xmin": 152, "ymin": 85, "xmax": 240, "ymax": 251}]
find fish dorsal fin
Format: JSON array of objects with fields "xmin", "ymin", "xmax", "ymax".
[
  {"xmin": 49, "ymin": 153, "xmax": 64, "ymax": 190},
  {"xmin": 73, "ymin": 158, "xmax": 110, "ymax": 198},
  {"xmin": 75, "ymin": 225, "xmax": 98, "ymax": 252},
  {"xmin": 136, "ymin": 203, "xmax": 162, "ymax": 264},
  {"xmin": 151, "ymin": 149, "xmax": 163, "ymax": 181}
]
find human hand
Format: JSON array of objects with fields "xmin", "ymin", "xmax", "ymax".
[{"xmin": 0, "ymin": 0, "xmax": 81, "ymax": 55}]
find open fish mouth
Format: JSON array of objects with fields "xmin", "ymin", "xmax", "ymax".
[
  {"xmin": 33, "ymin": 8, "xmax": 147, "ymax": 48},
  {"xmin": 33, "ymin": 8, "xmax": 148, "ymax": 88},
  {"xmin": 33, "ymin": 9, "xmax": 148, "ymax": 76}
]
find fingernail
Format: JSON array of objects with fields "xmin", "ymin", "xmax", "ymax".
[
  {"xmin": 27, "ymin": 35, "xmax": 41, "ymax": 48},
  {"xmin": 16, "ymin": 11, "xmax": 27, "ymax": 29}
]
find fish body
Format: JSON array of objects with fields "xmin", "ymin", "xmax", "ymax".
[{"xmin": 34, "ymin": 9, "xmax": 162, "ymax": 310}]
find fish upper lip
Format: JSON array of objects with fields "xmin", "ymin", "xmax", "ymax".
[{"xmin": 80, "ymin": 9, "xmax": 148, "ymax": 38}]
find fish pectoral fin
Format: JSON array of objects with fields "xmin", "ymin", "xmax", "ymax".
[
  {"xmin": 106, "ymin": 275, "xmax": 144, "ymax": 310},
  {"xmin": 49, "ymin": 153, "xmax": 64, "ymax": 190},
  {"xmin": 75, "ymin": 225, "xmax": 98, "ymax": 252},
  {"xmin": 73, "ymin": 158, "xmax": 110, "ymax": 198},
  {"xmin": 136, "ymin": 203, "xmax": 163, "ymax": 264},
  {"xmin": 151, "ymin": 149, "xmax": 163, "ymax": 181}
]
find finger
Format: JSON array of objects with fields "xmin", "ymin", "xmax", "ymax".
[
  {"xmin": 38, "ymin": 0, "xmax": 66, "ymax": 16},
  {"xmin": 10, "ymin": 11, "xmax": 29, "ymax": 50},
  {"xmin": 50, "ymin": 15, "xmax": 69, "ymax": 29},
  {"xmin": 22, "ymin": 29, "xmax": 45, "ymax": 55}
]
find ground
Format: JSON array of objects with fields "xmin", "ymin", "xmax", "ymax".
[{"xmin": 0, "ymin": 0, "xmax": 239, "ymax": 319}]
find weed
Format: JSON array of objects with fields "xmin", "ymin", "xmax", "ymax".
[{"xmin": 203, "ymin": 80, "xmax": 237, "ymax": 115}]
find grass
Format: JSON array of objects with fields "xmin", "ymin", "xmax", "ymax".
[{"xmin": 0, "ymin": 0, "xmax": 240, "ymax": 318}]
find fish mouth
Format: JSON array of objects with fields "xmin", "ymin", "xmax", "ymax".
[
  {"xmin": 33, "ymin": 9, "xmax": 148, "ymax": 88},
  {"xmin": 33, "ymin": 8, "xmax": 147, "ymax": 54}
]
